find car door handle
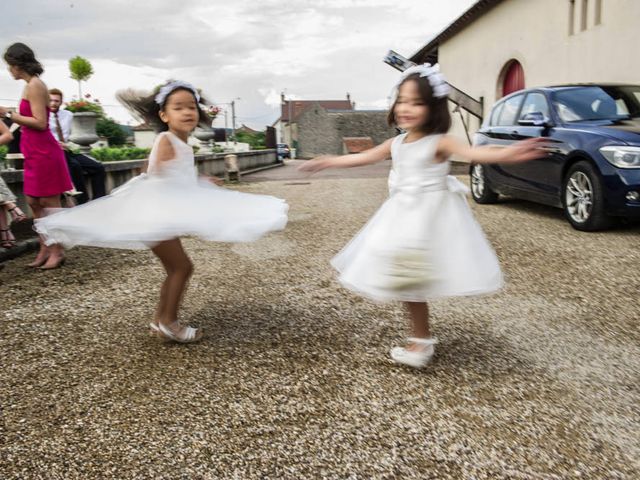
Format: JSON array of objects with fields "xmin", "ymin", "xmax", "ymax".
[{"xmin": 511, "ymin": 130, "xmax": 520, "ymax": 135}]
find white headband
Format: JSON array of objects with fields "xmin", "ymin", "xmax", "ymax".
[
  {"xmin": 154, "ymin": 80, "xmax": 201, "ymax": 106},
  {"xmin": 396, "ymin": 63, "xmax": 451, "ymax": 99}
]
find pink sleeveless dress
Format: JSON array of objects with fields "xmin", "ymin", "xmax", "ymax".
[{"xmin": 19, "ymin": 99, "xmax": 73, "ymax": 197}]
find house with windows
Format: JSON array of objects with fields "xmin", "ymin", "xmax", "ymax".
[
  {"xmin": 272, "ymin": 94, "xmax": 354, "ymax": 148},
  {"xmin": 407, "ymin": 0, "xmax": 640, "ymax": 142}
]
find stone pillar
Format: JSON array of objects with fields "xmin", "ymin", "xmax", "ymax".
[{"xmin": 225, "ymin": 154, "xmax": 239, "ymax": 183}]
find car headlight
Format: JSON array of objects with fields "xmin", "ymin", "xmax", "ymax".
[{"xmin": 599, "ymin": 146, "xmax": 640, "ymax": 168}]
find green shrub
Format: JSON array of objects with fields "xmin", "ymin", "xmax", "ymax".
[
  {"xmin": 97, "ymin": 117, "xmax": 127, "ymax": 146},
  {"xmin": 90, "ymin": 147, "xmax": 150, "ymax": 162},
  {"xmin": 0, "ymin": 145, "xmax": 7, "ymax": 167}
]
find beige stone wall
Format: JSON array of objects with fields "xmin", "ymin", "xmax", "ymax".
[{"xmin": 436, "ymin": 0, "xmax": 640, "ymax": 147}]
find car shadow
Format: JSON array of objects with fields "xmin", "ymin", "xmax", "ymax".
[{"xmin": 489, "ymin": 198, "xmax": 640, "ymax": 233}]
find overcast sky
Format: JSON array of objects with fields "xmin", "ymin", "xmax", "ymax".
[{"xmin": 1, "ymin": 0, "xmax": 475, "ymax": 129}]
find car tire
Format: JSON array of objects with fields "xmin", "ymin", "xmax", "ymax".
[
  {"xmin": 562, "ymin": 161, "xmax": 611, "ymax": 231},
  {"xmin": 470, "ymin": 164, "xmax": 499, "ymax": 204}
]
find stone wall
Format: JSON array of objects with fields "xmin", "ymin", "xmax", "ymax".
[
  {"xmin": 1, "ymin": 150, "xmax": 280, "ymax": 214},
  {"xmin": 295, "ymin": 106, "xmax": 396, "ymax": 158}
]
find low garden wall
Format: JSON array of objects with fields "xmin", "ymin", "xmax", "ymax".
[{"xmin": 1, "ymin": 149, "xmax": 281, "ymax": 213}]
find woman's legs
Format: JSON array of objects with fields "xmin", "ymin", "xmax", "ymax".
[
  {"xmin": 38, "ymin": 195, "xmax": 66, "ymax": 269},
  {"xmin": 0, "ymin": 205, "xmax": 16, "ymax": 247},
  {"xmin": 26, "ymin": 195, "xmax": 50, "ymax": 267},
  {"xmin": 151, "ymin": 238, "xmax": 196, "ymax": 336}
]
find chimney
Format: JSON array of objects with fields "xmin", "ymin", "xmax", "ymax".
[{"xmin": 281, "ymin": 92, "xmax": 286, "ymax": 104}]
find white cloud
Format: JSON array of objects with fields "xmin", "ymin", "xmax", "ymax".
[{"xmin": 0, "ymin": 0, "xmax": 475, "ymax": 128}]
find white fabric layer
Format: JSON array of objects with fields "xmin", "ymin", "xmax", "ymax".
[
  {"xmin": 331, "ymin": 133, "xmax": 503, "ymax": 302},
  {"xmin": 35, "ymin": 132, "xmax": 288, "ymax": 249}
]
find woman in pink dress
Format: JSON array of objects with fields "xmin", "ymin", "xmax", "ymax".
[{"xmin": 1, "ymin": 43, "xmax": 73, "ymax": 269}]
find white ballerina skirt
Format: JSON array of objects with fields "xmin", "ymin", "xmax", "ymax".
[
  {"xmin": 331, "ymin": 177, "xmax": 503, "ymax": 303},
  {"xmin": 35, "ymin": 174, "xmax": 288, "ymax": 250}
]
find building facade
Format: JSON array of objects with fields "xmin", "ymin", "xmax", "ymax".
[
  {"xmin": 409, "ymin": 0, "xmax": 640, "ymax": 142},
  {"xmin": 294, "ymin": 105, "xmax": 395, "ymax": 158}
]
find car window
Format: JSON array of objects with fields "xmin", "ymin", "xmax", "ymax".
[
  {"xmin": 519, "ymin": 93, "xmax": 550, "ymax": 119},
  {"xmin": 552, "ymin": 86, "xmax": 635, "ymax": 122},
  {"xmin": 489, "ymin": 103, "xmax": 504, "ymax": 126},
  {"xmin": 496, "ymin": 94, "xmax": 524, "ymax": 126}
]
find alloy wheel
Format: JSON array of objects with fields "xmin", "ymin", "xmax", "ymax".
[{"xmin": 565, "ymin": 171, "xmax": 593, "ymax": 223}]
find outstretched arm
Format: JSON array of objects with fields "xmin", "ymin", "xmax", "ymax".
[
  {"xmin": 437, "ymin": 135, "xmax": 548, "ymax": 165},
  {"xmin": 298, "ymin": 138, "xmax": 393, "ymax": 173}
]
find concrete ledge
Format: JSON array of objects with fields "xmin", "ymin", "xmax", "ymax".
[
  {"xmin": 0, "ymin": 238, "xmax": 39, "ymax": 263},
  {"xmin": 1, "ymin": 149, "xmax": 280, "ymax": 212}
]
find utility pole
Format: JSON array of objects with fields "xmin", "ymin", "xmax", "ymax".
[
  {"xmin": 224, "ymin": 108, "xmax": 229, "ymax": 147},
  {"xmin": 231, "ymin": 100, "xmax": 237, "ymax": 143}
]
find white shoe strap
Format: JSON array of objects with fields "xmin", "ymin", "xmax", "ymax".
[{"xmin": 408, "ymin": 337, "xmax": 438, "ymax": 346}]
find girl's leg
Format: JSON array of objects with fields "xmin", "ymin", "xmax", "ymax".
[
  {"xmin": 151, "ymin": 238, "xmax": 199, "ymax": 339},
  {"xmin": 390, "ymin": 301, "xmax": 437, "ymax": 367},
  {"xmin": 26, "ymin": 196, "xmax": 50, "ymax": 267},
  {"xmin": 39, "ymin": 195, "xmax": 66, "ymax": 269}
]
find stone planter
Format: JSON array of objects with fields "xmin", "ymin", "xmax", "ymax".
[
  {"xmin": 194, "ymin": 126, "xmax": 216, "ymax": 153},
  {"xmin": 69, "ymin": 112, "xmax": 99, "ymax": 153}
]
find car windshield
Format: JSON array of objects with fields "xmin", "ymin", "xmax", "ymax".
[{"xmin": 552, "ymin": 86, "xmax": 640, "ymax": 122}]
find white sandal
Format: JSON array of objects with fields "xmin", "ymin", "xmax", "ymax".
[
  {"xmin": 157, "ymin": 323, "xmax": 203, "ymax": 343},
  {"xmin": 390, "ymin": 337, "xmax": 438, "ymax": 368}
]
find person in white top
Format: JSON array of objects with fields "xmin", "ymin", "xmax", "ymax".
[{"xmin": 49, "ymin": 88, "xmax": 106, "ymax": 204}]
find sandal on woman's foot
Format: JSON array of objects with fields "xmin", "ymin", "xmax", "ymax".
[
  {"xmin": 149, "ymin": 322, "xmax": 160, "ymax": 336},
  {"xmin": 390, "ymin": 337, "xmax": 438, "ymax": 368},
  {"xmin": 8, "ymin": 206, "xmax": 26, "ymax": 223},
  {"xmin": 0, "ymin": 229, "xmax": 16, "ymax": 249},
  {"xmin": 157, "ymin": 323, "xmax": 203, "ymax": 344}
]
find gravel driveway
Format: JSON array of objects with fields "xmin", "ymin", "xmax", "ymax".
[{"xmin": 1, "ymin": 173, "xmax": 638, "ymax": 479}]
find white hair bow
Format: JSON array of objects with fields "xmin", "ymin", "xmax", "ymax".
[
  {"xmin": 396, "ymin": 63, "xmax": 451, "ymax": 99},
  {"xmin": 154, "ymin": 80, "xmax": 201, "ymax": 106}
]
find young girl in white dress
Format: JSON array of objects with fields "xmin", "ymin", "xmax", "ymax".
[
  {"xmin": 300, "ymin": 65, "xmax": 545, "ymax": 368},
  {"xmin": 35, "ymin": 81, "xmax": 288, "ymax": 343}
]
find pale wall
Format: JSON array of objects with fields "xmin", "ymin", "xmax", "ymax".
[{"xmin": 437, "ymin": 0, "xmax": 640, "ymax": 146}]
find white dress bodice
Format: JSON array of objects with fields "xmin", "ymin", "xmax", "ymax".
[{"xmin": 147, "ymin": 131, "xmax": 198, "ymax": 183}]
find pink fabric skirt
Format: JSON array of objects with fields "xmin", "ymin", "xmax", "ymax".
[{"xmin": 19, "ymin": 99, "xmax": 73, "ymax": 197}]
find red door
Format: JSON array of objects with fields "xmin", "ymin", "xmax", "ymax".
[{"xmin": 502, "ymin": 60, "xmax": 525, "ymax": 97}]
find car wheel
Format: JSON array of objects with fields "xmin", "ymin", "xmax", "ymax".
[
  {"xmin": 470, "ymin": 164, "xmax": 499, "ymax": 204},
  {"xmin": 562, "ymin": 161, "xmax": 611, "ymax": 231}
]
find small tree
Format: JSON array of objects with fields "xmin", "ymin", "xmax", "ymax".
[{"xmin": 69, "ymin": 56, "xmax": 94, "ymax": 99}]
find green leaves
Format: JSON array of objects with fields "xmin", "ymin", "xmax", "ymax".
[{"xmin": 68, "ymin": 56, "xmax": 93, "ymax": 82}]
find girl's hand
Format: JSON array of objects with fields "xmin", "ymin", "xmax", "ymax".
[
  {"xmin": 0, "ymin": 106, "xmax": 7, "ymax": 116},
  {"xmin": 298, "ymin": 155, "xmax": 337, "ymax": 173},
  {"xmin": 501, "ymin": 138, "xmax": 549, "ymax": 163}
]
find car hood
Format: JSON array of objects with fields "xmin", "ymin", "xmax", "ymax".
[{"xmin": 567, "ymin": 118, "xmax": 640, "ymax": 145}]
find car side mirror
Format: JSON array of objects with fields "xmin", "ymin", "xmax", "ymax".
[{"xmin": 518, "ymin": 111, "xmax": 551, "ymax": 127}]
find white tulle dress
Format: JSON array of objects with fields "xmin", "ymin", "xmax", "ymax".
[
  {"xmin": 331, "ymin": 133, "xmax": 503, "ymax": 302},
  {"xmin": 35, "ymin": 131, "xmax": 288, "ymax": 249}
]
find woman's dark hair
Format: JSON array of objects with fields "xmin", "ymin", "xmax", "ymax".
[
  {"xmin": 3, "ymin": 43, "xmax": 44, "ymax": 76},
  {"xmin": 117, "ymin": 81, "xmax": 210, "ymax": 132},
  {"xmin": 387, "ymin": 73, "xmax": 451, "ymax": 134}
]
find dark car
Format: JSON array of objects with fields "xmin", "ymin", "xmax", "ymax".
[
  {"xmin": 277, "ymin": 143, "xmax": 291, "ymax": 159},
  {"xmin": 470, "ymin": 84, "xmax": 640, "ymax": 231}
]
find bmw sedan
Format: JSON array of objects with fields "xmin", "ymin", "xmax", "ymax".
[{"xmin": 470, "ymin": 84, "xmax": 640, "ymax": 231}]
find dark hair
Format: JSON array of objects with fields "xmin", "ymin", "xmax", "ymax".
[
  {"xmin": 3, "ymin": 43, "xmax": 44, "ymax": 76},
  {"xmin": 49, "ymin": 88, "xmax": 63, "ymax": 99},
  {"xmin": 117, "ymin": 81, "xmax": 209, "ymax": 132},
  {"xmin": 387, "ymin": 73, "xmax": 451, "ymax": 135}
]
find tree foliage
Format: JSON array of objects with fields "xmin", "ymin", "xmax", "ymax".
[
  {"xmin": 235, "ymin": 131, "xmax": 266, "ymax": 149},
  {"xmin": 96, "ymin": 117, "xmax": 127, "ymax": 146}
]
